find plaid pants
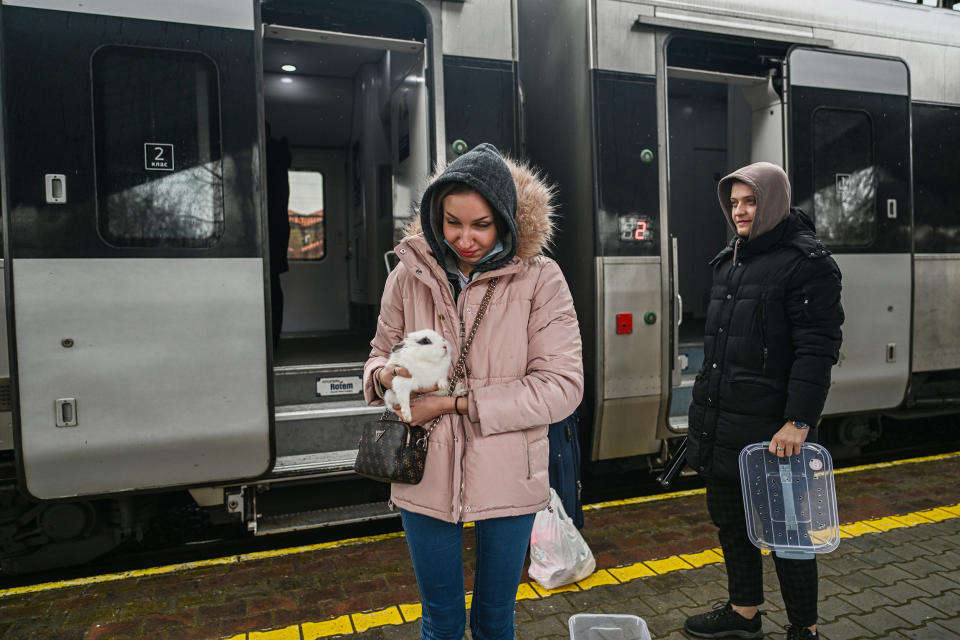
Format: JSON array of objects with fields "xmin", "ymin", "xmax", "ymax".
[{"xmin": 706, "ymin": 479, "xmax": 819, "ymax": 627}]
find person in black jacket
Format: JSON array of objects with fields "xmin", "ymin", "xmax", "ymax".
[
  {"xmin": 265, "ymin": 121, "xmax": 292, "ymax": 350},
  {"xmin": 683, "ymin": 162, "xmax": 843, "ymax": 640}
]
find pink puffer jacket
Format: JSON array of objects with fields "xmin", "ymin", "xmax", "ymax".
[{"xmin": 363, "ymin": 159, "xmax": 584, "ymax": 523}]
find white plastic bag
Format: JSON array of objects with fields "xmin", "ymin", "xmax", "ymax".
[{"xmin": 528, "ymin": 488, "xmax": 596, "ymax": 589}]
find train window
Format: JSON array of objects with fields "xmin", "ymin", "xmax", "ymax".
[
  {"xmin": 92, "ymin": 46, "xmax": 224, "ymax": 248},
  {"xmin": 443, "ymin": 56, "xmax": 517, "ymax": 162},
  {"xmin": 811, "ymin": 108, "xmax": 876, "ymax": 247},
  {"xmin": 913, "ymin": 103, "xmax": 960, "ymax": 252},
  {"xmin": 287, "ymin": 171, "xmax": 326, "ymax": 260},
  {"xmin": 594, "ymin": 72, "xmax": 660, "ymax": 256}
]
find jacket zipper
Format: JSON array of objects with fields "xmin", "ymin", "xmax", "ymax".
[
  {"xmin": 760, "ymin": 302, "xmax": 768, "ymax": 374},
  {"xmin": 458, "ymin": 441, "xmax": 466, "ymax": 522},
  {"xmin": 456, "ymin": 284, "xmax": 469, "ymax": 521}
]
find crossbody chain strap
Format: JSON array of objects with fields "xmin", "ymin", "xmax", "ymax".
[{"xmin": 383, "ymin": 277, "xmax": 499, "ymax": 446}]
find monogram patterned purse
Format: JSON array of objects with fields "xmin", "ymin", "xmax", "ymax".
[{"xmin": 354, "ymin": 278, "xmax": 498, "ymax": 484}]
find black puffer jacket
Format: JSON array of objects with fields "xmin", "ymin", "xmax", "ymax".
[{"xmin": 687, "ymin": 208, "xmax": 844, "ymax": 480}]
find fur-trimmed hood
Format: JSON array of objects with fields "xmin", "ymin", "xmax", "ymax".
[{"xmin": 404, "ymin": 144, "xmax": 555, "ymax": 267}]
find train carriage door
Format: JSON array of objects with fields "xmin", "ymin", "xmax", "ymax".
[
  {"xmin": 0, "ymin": 1, "xmax": 272, "ymax": 499},
  {"xmin": 785, "ymin": 48, "xmax": 912, "ymax": 414}
]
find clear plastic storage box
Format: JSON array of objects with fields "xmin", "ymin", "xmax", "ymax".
[
  {"xmin": 739, "ymin": 442, "xmax": 840, "ymax": 559},
  {"xmin": 568, "ymin": 614, "xmax": 651, "ymax": 640}
]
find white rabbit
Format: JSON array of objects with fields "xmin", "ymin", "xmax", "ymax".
[{"xmin": 384, "ymin": 329, "xmax": 451, "ymax": 422}]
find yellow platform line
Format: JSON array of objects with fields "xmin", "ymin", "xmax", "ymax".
[
  {"xmin": 3, "ymin": 449, "xmax": 958, "ymax": 601},
  {"xmin": 219, "ymin": 501, "xmax": 960, "ymax": 640}
]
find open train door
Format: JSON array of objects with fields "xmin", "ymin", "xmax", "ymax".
[
  {"xmin": 785, "ymin": 48, "xmax": 912, "ymax": 415},
  {"xmin": 0, "ymin": 1, "xmax": 273, "ymax": 499}
]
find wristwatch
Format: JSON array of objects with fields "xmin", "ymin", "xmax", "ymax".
[{"xmin": 790, "ymin": 420, "xmax": 811, "ymax": 430}]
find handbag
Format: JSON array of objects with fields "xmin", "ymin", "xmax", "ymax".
[{"xmin": 354, "ymin": 277, "xmax": 499, "ymax": 484}]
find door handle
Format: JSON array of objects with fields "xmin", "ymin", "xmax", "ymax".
[
  {"xmin": 671, "ymin": 237, "xmax": 682, "ymax": 388},
  {"xmin": 55, "ymin": 398, "xmax": 78, "ymax": 427},
  {"xmin": 383, "ymin": 250, "xmax": 398, "ymax": 274}
]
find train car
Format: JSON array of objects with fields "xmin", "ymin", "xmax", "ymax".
[
  {"xmin": 0, "ymin": 0, "xmax": 521, "ymax": 572},
  {"xmin": 517, "ymin": 0, "xmax": 960, "ymax": 470},
  {"xmin": 2, "ymin": 0, "xmax": 960, "ymax": 575}
]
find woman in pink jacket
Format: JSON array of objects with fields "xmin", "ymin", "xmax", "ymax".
[{"xmin": 364, "ymin": 143, "xmax": 584, "ymax": 640}]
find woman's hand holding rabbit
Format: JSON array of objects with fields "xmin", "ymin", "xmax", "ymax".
[
  {"xmin": 378, "ymin": 365, "xmax": 409, "ymax": 390},
  {"xmin": 390, "ymin": 387, "xmax": 448, "ymax": 425}
]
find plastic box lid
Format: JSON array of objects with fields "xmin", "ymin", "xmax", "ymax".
[
  {"xmin": 568, "ymin": 614, "xmax": 651, "ymax": 640},
  {"xmin": 739, "ymin": 442, "xmax": 840, "ymax": 558}
]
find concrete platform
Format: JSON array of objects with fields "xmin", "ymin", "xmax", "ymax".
[{"xmin": 2, "ymin": 452, "xmax": 959, "ymax": 640}]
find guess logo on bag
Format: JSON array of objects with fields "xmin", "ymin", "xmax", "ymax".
[{"xmin": 376, "ymin": 429, "xmax": 386, "ymax": 440}]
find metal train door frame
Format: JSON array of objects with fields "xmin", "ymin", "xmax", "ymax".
[
  {"xmin": 0, "ymin": 0, "xmax": 274, "ymax": 499},
  {"xmin": 783, "ymin": 47, "xmax": 913, "ymax": 416},
  {"xmin": 655, "ymin": 29, "xmax": 679, "ymax": 442}
]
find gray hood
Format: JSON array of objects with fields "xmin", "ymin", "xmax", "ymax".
[
  {"xmin": 717, "ymin": 162, "xmax": 791, "ymax": 242},
  {"xmin": 418, "ymin": 143, "xmax": 518, "ymax": 275}
]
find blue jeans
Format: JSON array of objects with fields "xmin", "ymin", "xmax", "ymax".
[{"xmin": 400, "ymin": 509, "xmax": 535, "ymax": 640}]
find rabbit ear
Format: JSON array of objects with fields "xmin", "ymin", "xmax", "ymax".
[{"xmin": 391, "ymin": 342, "xmax": 405, "ymax": 353}]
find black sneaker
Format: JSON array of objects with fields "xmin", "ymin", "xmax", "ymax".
[
  {"xmin": 684, "ymin": 602, "xmax": 764, "ymax": 639},
  {"xmin": 785, "ymin": 625, "xmax": 817, "ymax": 640}
]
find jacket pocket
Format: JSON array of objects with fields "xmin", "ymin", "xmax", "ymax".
[{"xmin": 522, "ymin": 430, "xmax": 531, "ymax": 479}]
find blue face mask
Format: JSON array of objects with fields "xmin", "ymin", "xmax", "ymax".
[{"xmin": 443, "ymin": 238, "xmax": 505, "ymax": 266}]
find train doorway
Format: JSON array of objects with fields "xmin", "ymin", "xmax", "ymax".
[
  {"xmin": 664, "ymin": 35, "xmax": 788, "ymax": 431},
  {"xmin": 258, "ymin": 2, "xmax": 434, "ymax": 498},
  {"xmin": 663, "ymin": 35, "xmax": 913, "ymax": 430},
  {"xmin": 261, "ymin": 12, "xmax": 430, "ymax": 364}
]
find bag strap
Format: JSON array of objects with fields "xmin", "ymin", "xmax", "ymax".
[
  {"xmin": 421, "ymin": 276, "xmax": 499, "ymax": 440},
  {"xmin": 448, "ymin": 276, "xmax": 498, "ymax": 394},
  {"xmin": 381, "ymin": 277, "xmax": 500, "ymax": 444}
]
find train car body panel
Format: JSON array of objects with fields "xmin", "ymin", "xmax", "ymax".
[
  {"xmin": 820, "ymin": 254, "xmax": 911, "ymax": 414},
  {"xmin": 596, "ymin": 257, "xmax": 663, "ymax": 458},
  {"xmin": 14, "ymin": 259, "xmax": 270, "ymax": 498},
  {"xmin": 0, "ymin": 270, "xmax": 10, "ymax": 452},
  {"xmin": 913, "ymin": 255, "xmax": 960, "ymax": 373},
  {"xmin": 517, "ymin": 0, "xmax": 597, "ymax": 421},
  {"xmin": 0, "ymin": 1, "xmax": 273, "ymax": 499},
  {"xmin": 1, "ymin": 0, "xmax": 255, "ymax": 30},
  {"xmin": 596, "ymin": 0, "xmax": 657, "ymax": 76},
  {"xmin": 441, "ymin": 0, "xmax": 515, "ymax": 62}
]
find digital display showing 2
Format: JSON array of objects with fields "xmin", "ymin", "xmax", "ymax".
[{"xmin": 618, "ymin": 215, "xmax": 653, "ymax": 243}]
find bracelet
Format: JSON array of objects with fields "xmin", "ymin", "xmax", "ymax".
[
  {"xmin": 373, "ymin": 367, "xmax": 386, "ymax": 397},
  {"xmin": 454, "ymin": 397, "xmax": 463, "ymax": 416}
]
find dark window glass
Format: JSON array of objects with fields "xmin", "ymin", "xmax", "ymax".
[
  {"xmin": 93, "ymin": 46, "xmax": 224, "ymax": 247},
  {"xmin": 913, "ymin": 103, "xmax": 960, "ymax": 253},
  {"xmin": 443, "ymin": 56, "xmax": 516, "ymax": 162},
  {"xmin": 811, "ymin": 108, "xmax": 876, "ymax": 247},
  {"xmin": 595, "ymin": 72, "xmax": 660, "ymax": 256}
]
